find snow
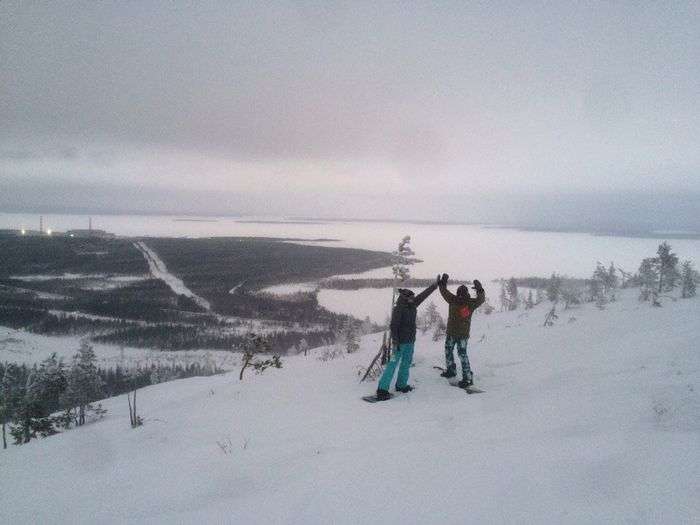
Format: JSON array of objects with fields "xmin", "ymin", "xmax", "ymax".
[
  {"xmin": 2, "ymin": 290, "xmax": 698, "ymax": 523},
  {"xmin": 9, "ymin": 273, "xmax": 150, "ymax": 291},
  {"xmin": 133, "ymin": 241, "xmax": 211, "ymax": 310},
  {"xmin": 228, "ymin": 281, "xmax": 246, "ymax": 294},
  {"xmin": 0, "ymin": 327, "xmax": 237, "ymax": 370},
  {"xmin": 259, "ymin": 282, "xmax": 318, "ymax": 295},
  {"xmin": 10, "ymin": 273, "xmax": 111, "ymax": 281}
]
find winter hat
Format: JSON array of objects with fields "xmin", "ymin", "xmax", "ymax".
[{"xmin": 456, "ymin": 285, "xmax": 471, "ymax": 298}]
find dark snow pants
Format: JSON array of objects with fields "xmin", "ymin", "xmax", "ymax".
[{"xmin": 444, "ymin": 336, "xmax": 472, "ymax": 379}]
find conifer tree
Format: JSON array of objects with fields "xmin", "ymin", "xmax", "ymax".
[
  {"xmin": 1, "ymin": 364, "xmax": 22, "ymax": 449},
  {"xmin": 680, "ymin": 260, "xmax": 697, "ymax": 298},
  {"xmin": 656, "ymin": 241, "xmax": 679, "ymax": 293},
  {"xmin": 343, "ymin": 320, "xmax": 360, "ymax": 354},
  {"xmin": 61, "ymin": 342, "xmax": 105, "ymax": 426}
]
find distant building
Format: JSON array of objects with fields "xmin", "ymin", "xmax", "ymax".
[
  {"xmin": 66, "ymin": 229, "xmax": 116, "ymax": 239},
  {"xmin": 0, "ymin": 229, "xmax": 48, "ymax": 237}
]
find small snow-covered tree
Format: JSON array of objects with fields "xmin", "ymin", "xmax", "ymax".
[
  {"xmin": 499, "ymin": 281, "xmax": 508, "ymax": 311},
  {"xmin": 432, "ymin": 317, "xmax": 447, "ymax": 341},
  {"xmin": 238, "ymin": 333, "xmax": 272, "ymax": 380},
  {"xmin": 680, "ymin": 260, "xmax": 697, "ymax": 298},
  {"xmin": 656, "ymin": 241, "xmax": 679, "ymax": 293},
  {"xmin": 535, "ymin": 287, "xmax": 545, "ymax": 305},
  {"xmin": 298, "ymin": 338, "xmax": 309, "ymax": 356},
  {"xmin": 61, "ymin": 342, "xmax": 104, "ymax": 426},
  {"xmin": 342, "ymin": 320, "xmax": 360, "ymax": 354},
  {"xmin": 546, "ymin": 273, "xmax": 562, "ymax": 303},
  {"xmin": 560, "ymin": 285, "xmax": 583, "ymax": 310},
  {"xmin": 607, "ymin": 262, "xmax": 618, "ymax": 300},
  {"xmin": 421, "ymin": 301, "xmax": 442, "ymax": 333},
  {"xmin": 638, "ymin": 257, "xmax": 658, "ymax": 303},
  {"xmin": 506, "ymin": 278, "xmax": 519, "ymax": 310},
  {"xmin": 360, "ymin": 316, "xmax": 374, "ymax": 335},
  {"xmin": 1, "ymin": 364, "xmax": 23, "ymax": 449},
  {"xmin": 524, "ymin": 290, "xmax": 534, "ymax": 310},
  {"xmin": 391, "ymin": 236, "xmax": 415, "ymax": 285},
  {"xmin": 590, "ymin": 262, "xmax": 612, "ymax": 306},
  {"xmin": 384, "ymin": 235, "xmax": 415, "ymax": 364}
]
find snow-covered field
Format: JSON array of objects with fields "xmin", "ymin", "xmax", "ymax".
[
  {"xmin": 3, "ymin": 290, "xmax": 698, "ymax": 524},
  {"xmin": 0, "ymin": 327, "xmax": 238, "ymax": 370}
]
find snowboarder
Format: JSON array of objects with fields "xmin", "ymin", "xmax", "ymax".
[
  {"xmin": 438, "ymin": 273, "xmax": 485, "ymax": 388},
  {"xmin": 375, "ymin": 277, "xmax": 440, "ymax": 400}
]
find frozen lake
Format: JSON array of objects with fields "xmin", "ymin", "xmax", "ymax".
[
  {"xmin": 4, "ymin": 213, "xmax": 699, "ymax": 281},
  {"xmin": 4, "ymin": 213, "xmax": 699, "ymax": 323}
]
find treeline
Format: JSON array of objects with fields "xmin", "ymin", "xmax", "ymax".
[
  {"xmin": 93, "ymin": 324, "xmax": 340, "ymax": 352},
  {"xmin": 494, "ymin": 241, "xmax": 697, "ymax": 313},
  {"xmin": 0, "ymin": 345, "xmax": 224, "ymax": 448},
  {"xmin": 0, "ymin": 302, "xmax": 342, "ymax": 352}
]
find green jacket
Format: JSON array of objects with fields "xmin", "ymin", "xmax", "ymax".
[{"xmin": 439, "ymin": 284, "xmax": 485, "ymax": 339}]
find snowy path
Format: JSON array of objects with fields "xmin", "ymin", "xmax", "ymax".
[
  {"xmin": 133, "ymin": 241, "xmax": 211, "ymax": 310},
  {"xmin": 3, "ymin": 290, "xmax": 699, "ymax": 523}
]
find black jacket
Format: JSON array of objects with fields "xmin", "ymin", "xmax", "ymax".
[{"xmin": 390, "ymin": 283, "xmax": 438, "ymax": 344}]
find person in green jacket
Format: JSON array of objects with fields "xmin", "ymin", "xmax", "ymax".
[{"xmin": 438, "ymin": 273, "xmax": 485, "ymax": 387}]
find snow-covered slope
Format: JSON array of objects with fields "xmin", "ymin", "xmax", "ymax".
[{"xmin": 3, "ymin": 291, "xmax": 699, "ymax": 524}]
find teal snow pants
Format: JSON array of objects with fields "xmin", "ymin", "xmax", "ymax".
[{"xmin": 378, "ymin": 342, "xmax": 415, "ymax": 391}]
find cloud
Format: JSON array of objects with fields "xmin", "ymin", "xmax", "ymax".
[{"xmin": 1, "ymin": 1, "xmax": 699, "ymax": 209}]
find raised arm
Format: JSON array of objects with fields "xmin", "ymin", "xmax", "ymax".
[
  {"xmin": 438, "ymin": 273, "xmax": 457, "ymax": 304},
  {"xmin": 468, "ymin": 279, "xmax": 486, "ymax": 309},
  {"xmin": 414, "ymin": 281, "xmax": 438, "ymax": 307}
]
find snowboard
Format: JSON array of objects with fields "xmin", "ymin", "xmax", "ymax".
[
  {"xmin": 434, "ymin": 366, "xmax": 484, "ymax": 394},
  {"xmin": 449, "ymin": 382, "xmax": 484, "ymax": 394},
  {"xmin": 362, "ymin": 393, "xmax": 395, "ymax": 403}
]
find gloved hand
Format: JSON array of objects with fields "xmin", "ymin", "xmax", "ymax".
[
  {"xmin": 472, "ymin": 279, "xmax": 483, "ymax": 292},
  {"xmin": 440, "ymin": 273, "xmax": 449, "ymax": 286}
]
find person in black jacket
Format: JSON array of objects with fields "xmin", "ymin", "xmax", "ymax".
[{"xmin": 376, "ymin": 276, "xmax": 439, "ymax": 400}]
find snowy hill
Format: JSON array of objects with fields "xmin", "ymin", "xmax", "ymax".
[{"xmin": 3, "ymin": 291, "xmax": 699, "ymax": 524}]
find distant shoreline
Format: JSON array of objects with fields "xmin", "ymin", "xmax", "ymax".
[
  {"xmin": 2, "ymin": 212, "xmax": 699, "ymax": 241},
  {"xmin": 481, "ymin": 225, "xmax": 700, "ymax": 241}
]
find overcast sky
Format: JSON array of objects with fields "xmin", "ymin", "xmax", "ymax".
[{"xmin": 1, "ymin": 1, "xmax": 698, "ymax": 222}]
